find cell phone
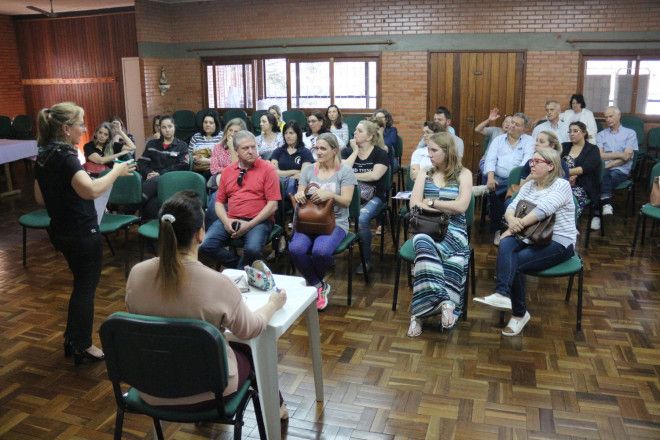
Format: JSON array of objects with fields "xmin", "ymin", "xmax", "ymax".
[
  {"xmin": 232, "ymin": 220, "xmax": 241, "ymax": 231},
  {"xmin": 114, "ymin": 157, "xmax": 134, "ymax": 164}
]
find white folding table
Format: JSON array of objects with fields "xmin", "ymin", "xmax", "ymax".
[
  {"xmin": 222, "ymin": 269, "xmax": 324, "ymax": 440},
  {"xmin": 0, "ymin": 139, "xmax": 37, "ymax": 197}
]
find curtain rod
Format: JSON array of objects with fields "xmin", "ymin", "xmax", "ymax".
[{"xmin": 187, "ymin": 40, "xmax": 395, "ymax": 52}]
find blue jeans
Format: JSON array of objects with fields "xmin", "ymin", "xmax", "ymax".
[
  {"xmin": 199, "ymin": 219, "xmax": 273, "ymax": 268},
  {"xmin": 600, "ymin": 168, "xmax": 628, "ymax": 201},
  {"xmin": 289, "ymin": 226, "xmax": 346, "ymax": 286},
  {"xmin": 495, "ymin": 236, "xmax": 574, "ymax": 317},
  {"xmin": 205, "ymin": 191, "xmax": 218, "ymax": 229},
  {"xmin": 358, "ymin": 196, "xmax": 384, "ymax": 264}
]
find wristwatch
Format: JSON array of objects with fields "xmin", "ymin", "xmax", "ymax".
[{"xmin": 427, "ymin": 199, "xmax": 435, "ymax": 208}]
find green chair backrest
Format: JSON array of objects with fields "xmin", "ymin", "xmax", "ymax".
[
  {"xmin": 0, "ymin": 115, "xmax": 11, "ymax": 138},
  {"xmin": 595, "ymin": 118, "xmax": 604, "ymax": 133},
  {"xmin": 223, "ymin": 109, "xmax": 249, "ymax": 127},
  {"xmin": 405, "ymin": 168, "xmax": 415, "ymax": 191},
  {"xmin": 251, "ymin": 110, "xmax": 267, "ymax": 135},
  {"xmin": 649, "ymin": 162, "xmax": 660, "ymax": 191},
  {"xmin": 620, "ymin": 114, "xmax": 645, "ymax": 146},
  {"xmin": 100, "ymin": 312, "xmax": 229, "ymax": 402},
  {"xmin": 157, "ymin": 171, "xmax": 207, "ymax": 205},
  {"xmin": 282, "ymin": 110, "xmax": 307, "ymax": 130},
  {"xmin": 466, "ymin": 192, "xmax": 475, "ymax": 226},
  {"xmin": 11, "ymin": 114, "xmax": 34, "ymax": 139},
  {"xmin": 173, "ymin": 110, "xmax": 197, "ymax": 143},
  {"xmin": 344, "ymin": 114, "xmax": 367, "ymax": 139},
  {"xmin": 395, "ymin": 136, "xmax": 403, "ymax": 161},
  {"xmin": 507, "ymin": 166, "xmax": 524, "ymax": 188},
  {"xmin": 108, "ymin": 171, "xmax": 142, "ymax": 205},
  {"xmin": 348, "ymin": 185, "xmax": 361, "ymax": 229},
  {"xmin": 648, "ymin": 127, "xmax": 660, "ymax": 149}
]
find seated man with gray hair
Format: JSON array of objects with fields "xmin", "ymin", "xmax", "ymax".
[
  {"xmin": 532, "ymin": 100, "xmax": 569, "ymax": 144},
  {"xmin": 200, "ymin": 130, "xmax": 281, "ymax": 267},
  {"xmin": 590, "ymin": 106, "xmax": 638, "ymax": 230}
]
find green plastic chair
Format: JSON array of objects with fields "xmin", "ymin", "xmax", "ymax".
[
  {"xmin": 630, "ymin": 162, "xmax": 660, "ymax": 256},
  {"xmin": 621, "ymin": 114, "xmax": 646, "ymax": 147},
  {"xmin": 647, "ymin": 127, "xmax": 660, "ymax": 156},
  {"xmin": 392, "ymin": 193, "xmax": 475, "ymax": 320},
  {"xmin": 172, "ymin": 110, "xmax": 197, "ymax": 143},
  {"xmin": 10, "ymin": 114, "xmax": 34, "ymax": 139},
  {"xmin": 99, "ymin": 171, "xmax": 142, "ymax": 277},
  {"xmin": 18, "ymin": 209, "xmax": 51, "ymax": 267},
  {"xmin": 99, "ymin": 312, "xmax": 266, "ymax": 440},
  {"xmin": 282, "ymin": 110, "xmax": 307, "ymax": 130},
  {"xmin": 223, "ymin": 109, "xmax": 249, "ymax": 128},
  {"xmin": 288, "ymin": 185, "xmax": 369, "ymax": 306},
  {"xmin": 344, "ymin": 114, "xmax": 367, "ymax": 140},
  {"xmin": 0, "ymin": 115, "xmax": 11, "ymax": 138},
  {"xmin": 138, "ymin": 171, "xmax": 207, "ymax": 259},
  {"xmin": 497, "ymin": 195, "xmax": 585, "ymax": 332},
  {"xmin": 251, "ymin": 110, "xmax": 267, "ymax": 135}
]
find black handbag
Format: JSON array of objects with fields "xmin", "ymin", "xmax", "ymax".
[{"xmin": 406, "ymin": 205, "xmax": 449, "ymax": 242}]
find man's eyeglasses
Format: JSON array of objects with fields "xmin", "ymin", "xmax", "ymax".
[
  {"xmin": 237, "ymin": 168, "xmax": 247, "ymax": 186},
  {"xmin": 529, "ymin": 158, "xmax": 551, "ymax": 167}
]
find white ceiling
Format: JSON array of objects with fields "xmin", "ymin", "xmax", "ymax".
[{"xmin": 0, "ymin": 1, "xmax": 134, "ymax": 16}]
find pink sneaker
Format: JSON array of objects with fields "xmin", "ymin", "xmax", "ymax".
[{"xmin": 316, "ymin": 283, "xmax": 331, "ymax": 310}]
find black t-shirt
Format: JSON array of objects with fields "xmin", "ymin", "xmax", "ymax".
[
  {"xmin": 270, "ymin": 145, "xmax": 314, "ymax": 171},
  {"xmin": 35, "ymin": 143, "xmax": 98, "ymax": 237},
  {"xmin": 352, "ymin": 146, "xmax": 390, "ymax": 200},
  {"xmin": 83, "ymin": 141, "xmax": 123, "ymax": 163}
]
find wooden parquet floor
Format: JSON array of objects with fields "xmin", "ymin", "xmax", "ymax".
[{"xmin": 0, "ymin": 165, "xmax": 658, "ymax": 439}]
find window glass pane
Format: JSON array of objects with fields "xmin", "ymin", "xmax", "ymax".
[
  {"xmin": 639, "ymin": 60, "xmax": 660, "ymax": 115},
  {"xmin": 334, "ymin": 61, "xmax": 366, "ymax": 108},
  {"xmin": 294, "ymin": 61, "xmax": 330, "ymax": 108},
  {"xmin": 583, "ymin": 59, "xmax": 636, "ymax": 113},
  {"xmin": 260, "ymin": 58, "xmax": 287, "ymax": 111},
  {"xmin": 290, "ymin": 63, "xmax": 298, "ymax": 108},
  {"xmin": 206, "ymin": 65, "xmax": 214, "ymax": 108},
  {"xmin": 368, "ymin": 61, "xmax": 377, "ymax": 109},
  {"xmin": 245, "ymin": 64, "xmax": 253, "ymax": 109},
  {"xmin": 213, "ymin": 64, "xmax": 252, "ymax": 108}
]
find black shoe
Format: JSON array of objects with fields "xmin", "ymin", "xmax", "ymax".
[
  {"xmin": 64, "ymin": 340, "xmax": 73, "ymax": 358},
  {"xmin": 69, "ymin": 344, "xmax": 105, "ymax": 366}
]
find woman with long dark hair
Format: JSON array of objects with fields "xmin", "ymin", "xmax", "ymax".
[
  {"xmin": 561, "ymin": 121, "xmax": 601, "ymax": 219},
  {"xmin": 126, "ymin": 191, "xmax": 289, "ymax": 418},
  {"xmin": 325, "ymin": 104, "xmax": 349, "ymax": 149},
  {"xmin": 189, "ymin": 111, "xmax": 223, "ymax": 175},
  {"xmin": 34, "ymin": 102, "xmax": 136, "ymax": 364}
]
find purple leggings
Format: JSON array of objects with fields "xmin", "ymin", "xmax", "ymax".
[{"xmin": 289, "ymin": 226, "xmax": 347, "ymax": 286}]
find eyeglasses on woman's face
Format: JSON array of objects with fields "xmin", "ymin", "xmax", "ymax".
[{"xmin": 529, "ymin": 158, "xmax": 551, "ymax": 167}]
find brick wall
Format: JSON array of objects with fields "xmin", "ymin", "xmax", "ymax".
[
  {"xmin": 524, "ymin": 51, "xmax": 580, "ymax": 121},
  {"xmin": 0, "ymin": 15, "xmax": 25, "ymax": 117},
  {"xmin": 381, "ymin": 52, "xmax": 428, "ymax": 160},
  {"xmin": 141, "ymin": 58, "xmax": 203, "ymax": 136},
  {"xmin": 135, "ymin": 0, "xmax": 659, "ymax": 43}
]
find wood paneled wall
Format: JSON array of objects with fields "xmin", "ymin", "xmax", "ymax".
[{"xmin": 13, "ymin": 11, "xmax": 137, "ymax": 144}]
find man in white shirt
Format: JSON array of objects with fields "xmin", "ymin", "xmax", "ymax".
[
  {"xmin": 531, "ymin": 100, "xmax": 569, "ymax": 144},
  {"xmin": 410, "ymin": 121, "xmax": 442, "ymax": 180},
  {"xmin": 484, "ymin": 112, "xmax": 535, "ymax": 244},
  {"xmin": 416, "ymin": 107, "xmax": 464, "ymax": 159}
]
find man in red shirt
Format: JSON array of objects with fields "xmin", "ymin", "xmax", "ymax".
[{"xmin": 200, "ymin": 130, "xmax": 281, "ymax": 268}]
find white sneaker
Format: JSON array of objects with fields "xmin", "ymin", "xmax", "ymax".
[
  {"xmin": 473, "ymin": 293, "xmax": 512, "ymax": 310},
  {"xmin": 590, "ymin": 216, "xmax": 601, "ymax": 230},
  {"xmin": 502, "ymin": 311, "xmax": 531, "ymax": 336},
  {"xmin": 602, "ymin": 204, "xmax": 613, "ymax": 216},
  {"xmin": 493, "ymin": 230, "xmax": 501, "ymax": 246},
  {"xmin": 472, "ymin": 185, "xmax": 489, "ymax": 197}
]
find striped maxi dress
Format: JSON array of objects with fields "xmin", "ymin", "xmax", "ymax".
[{"xmin": 410, "ymin": 180, "xmax": 469, "ymax": 322}]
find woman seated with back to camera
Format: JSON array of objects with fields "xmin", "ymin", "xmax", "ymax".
[
  {"xmin": 206, "ymin": 118, "xmax": 247, "ymax": 227},
  {"xmin": 126, "ymin": 191, "xmax": 289, "ymax": 419},
  {"xmin": 289, "ymin": 133, "xmax": 357, "ymax": 310},
  {"xmin": 407, "ymin": 132, "xmax": 472, "ymax": 337},
  {"xmin": 270, "ymin": 120, "xmax": 315, "ymax": 199},
  {"xmin": 188, "ymin": 111, "xmax": 223, "ymax": 177},
  {"xmin": 561, "ymin": 121, "xmax": 601, "ymax": 219},
  {"xmin": 473, "ymin": 148, "xmax": 576, "ymax": 336}
]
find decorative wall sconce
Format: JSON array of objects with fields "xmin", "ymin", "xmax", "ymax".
[{"xmin": 159, "ymin": 67, "xmax": 170, "ymax": 96}]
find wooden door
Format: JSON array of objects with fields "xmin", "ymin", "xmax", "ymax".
[{"xmin": 428, "ymin": 52, "xmax": 525, "ymax": 175}]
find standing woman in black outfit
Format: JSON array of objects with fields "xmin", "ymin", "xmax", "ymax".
[{"xmin": 34, "ymin": 102, "xmax": 136, "ymax": 365}]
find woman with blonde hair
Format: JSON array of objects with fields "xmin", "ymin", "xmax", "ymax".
[
  {"xmin": 407, "ymin": 132, "xmax": 472, "ymax": 337},
  {"xmin": 343, "ymin": 119, "xmax": 389, "ymax": 274},
  {"xmin": 82, "ymin": 122, "xmax": 130, "ymax": 176},
  {"xmin": 126, "ymin": 191, "xmax": 289, "ymax": 418},
  {"xmin": 34, "ymin": 102, "xmax": 136, "ymax": 364},
  {"xmin": 474, "ymin": 148, "xmax": 576, "ymax": 336},
  {"xmin": 290, "ymin": 133, "xmax": 357, "ymax": 310}
]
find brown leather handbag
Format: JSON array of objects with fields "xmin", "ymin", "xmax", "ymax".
[
  {"xmin": 290, "ymin": 183, "xmax": 336, "ymax": 236},
  {"xmin": 513, "ymin": 200, "xmax": 555, "ymax": 246}
]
